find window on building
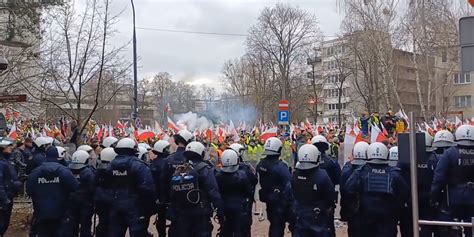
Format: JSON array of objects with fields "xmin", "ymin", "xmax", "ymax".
[
  {"xmin": 454, "ymin": 95, "xmax": 472, "ymax": 108},
  {"xmin": 441, "ymin": 50, "xmax": 447, "ymax": 63},
  {"xmin": 327, "ymin": 47, "xmax": 335, "ymax": 56},
  {"xmin": 328, "ymin": 117, "xmax": 338, "ymax": 123},
  {"xmin": 307, "ymin": 72, "xmax": 313, "ymax": 79},
  {"xmin": 328, "ymin": 103, "xmax": 347, "ymax": 110},
  {"xmin": 326, "ymin": 60, "xmax": 337, "ymax": 70},
  {"xmin": 454, "ymin": 73, "xmax": 472, "ymax": 84}
]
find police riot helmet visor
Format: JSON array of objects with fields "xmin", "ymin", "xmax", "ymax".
[
  {"xmin": 220, "ymin": 165, "xmax": 239, "ymax": 173},
  {"xmin": 350, "ymin": 159, "xmax": 366, "ymax": 166},
  {"xmin": 432, "ymin": 140, "xmax": 455, "ymax": 148},
  {"xmin": 456, "ymin": 140, "xmax": 474, "ymax": 146},
  {"xmin": 366, "ymin": 158, "xmax": 389, "ymax": 164},
  {"xmin": 68, "ymin": 163, "xmax": 87, "ymax": 170},
  {"xmin": 295, "ymin": 161, "xmax": 319, "ymax": 170},
  {"xmin": 263, "ymin": 149, "xmax": 280, "ymax": 156}
]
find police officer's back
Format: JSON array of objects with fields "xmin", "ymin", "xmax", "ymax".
[
  {"xmin": 151, "ymin": 140, "xmax": 171, "ymax": 237},
  {"xmin": 431, "ymin": 125, "xmax": 474, "ymax": 237},
  {"xmin": 108, "ymin": 138, "xmax": 155, "ymax": 237},
  {"xmin": 340, "ymin": 141, "xmax": 369, "ymax": 237},
  {"xmin": 64, "ymin": 149, "xmax": 96, "ymax": 237},
  {"xmin": 26, "ymin": 146, "xmax": 79, "ymax": 237},
  {"xmin": 0, "ymin": 138, "xmax": 21, "ymax": 236},
  {"xmin": 168, "ymin": 141, "xmax": 224, "ymax": 237},
  {"xmin": 256, "ymin": 137, "xmax": 293, "ymax": 237},
  {"xmin": 216, "ymin": 149, "xmax": 256, "ymax": 237},
  {"xmin": 344, "ymin": 142, "xmax": 409, "ymax": 237},
  {"xmin": 162, "ymin": 130, "xmax": 194, "ymax": 204},
  {"xmin": 94, "ymin": 147, "xmax": 117, "ymax": 237},
  {"xmin": 292, "ymin": 144, "xmax": 335, "ymax": 237}
]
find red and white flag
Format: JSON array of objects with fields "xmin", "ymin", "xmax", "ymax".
[
  {"xmin": 370, "ymin": 124, "xmax": 386, "ymax": 143},
  {"xmin": 259, "ymin": 127, "xmax": 278, "ymax": 142},
  {"xmin": 455, "ymin": 116, "xmax": 463, "ymax": 127},
  {"xmin": 167, "ymin": 117, "xmax": 180, "ymax": 133},
  {"xmin": 8, "ymin": 122, "xmax": 17, "ymax": 140}
]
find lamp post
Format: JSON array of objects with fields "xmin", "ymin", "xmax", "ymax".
[{"xmin": 131, "ymin": 0, "xmax": 138, "ymax": 120}]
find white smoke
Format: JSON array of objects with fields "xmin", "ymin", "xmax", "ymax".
[{"xmin": 174, "ymin": 112, "xmax": 213, "ymax": 131}]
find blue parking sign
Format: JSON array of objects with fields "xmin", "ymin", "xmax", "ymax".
[{"xmin": 278, "ymin": 110, "xmax": 289, "ymax": 125}]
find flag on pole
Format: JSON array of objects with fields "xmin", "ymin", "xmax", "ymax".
[
  {"xmin": 424, "ymin": 122, "xmax": 435, "ymax": 136},
  {"xmin": 370, "ymin": 124, "xmax": 386, "ymax": 143},
  {"xmin": 8, "ymin": 122, "xmax": 17, "ymax": 140},
  {"xmin": 455, "ymin": 116, "xmax": 463, "ymax": 127},
  {"xmin": 167, "ymin": 117, "xmax": 180, "ymax": 133}
]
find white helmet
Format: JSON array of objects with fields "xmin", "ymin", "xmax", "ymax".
[
  {"xmin": 0, "ymin": 138, "xmax": 13, "ymax": 148},
  {"xmin": 229, "ymin": 143, "xmax": 245, "ymax": 156},
  {"xmin": 115, "ymin": 138, "xmax": 137, "ymax": 149},
  {"xmin": 174, "ymin": 130, "xmax": 194, "ymax": 145},
  {"xmin": 56, "ymin": 146, "xmax": 67, "ymax": 160},
  {"xmin": 352, "ymin": 141, "xmax": 369, "ymax": 165},
  {"xmin": 153, "ymin": 140, "xmax": 170, "ymax": 154},
  {"xmin": 220, "ymin": 150, "xmax": 239, "ymax": 173},
  {"xmin": 184, "ymin": 141, "xmax": 206, "ymax": 159},
  {"xmin": 295, "ymin": 144, "xmax": 321, "ymax": 170},
  {"xmin": 432, "ymin": 130, "xmax": 455, "ymax": 148},
  {"xmin": 263, "ymin": 137, "xmax": 282, "ymax": 156},
  {"xmin": 137, "ymin": 145, "xmax": 148, "ymax": 161},
  {"xmin": 388, "ymin": 146, "xmax": 398, "ymax": 167},
  {"xmin": 100, "ymin": 147, "xmax": 117, "ymax": 162},
  {"xmin": 138, "ymin": 143, "xmax": 151, "ymax": 150},
  {"xmin": 455, "ymin": 125, "xmax": 474, "ymax": 146},
  {"xmin": 311, "ymin": 135, "xmax": 329, "ymax": 145},
  {"xmin": 70, "ymin": 150, "xmax": 90, "ymax": 170},
  {"xmin": 423, "ymin": 132, "xmax": 435, "ymax": 152},
  {"xmin": 102, "ymin": 136, "xmax": 118, "ymax": 148},
  {"xmin": 77, "ymin": 145, "xmax": 93, "ymax": 153},
  {"xmin": 367, "ymin": 142, "xmax": 389, "ymax": 164},
  {"xmin": 34, "ymin": 137, "xmax": 54, "ymax": 148}
]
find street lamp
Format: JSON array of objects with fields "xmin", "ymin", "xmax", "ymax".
[{"xmin": 131, "ymin": 0, "xmax": 138, "ymax": 120}]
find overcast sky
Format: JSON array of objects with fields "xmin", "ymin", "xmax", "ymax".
[{"xmin": 109, "ymin": 0, "xmax": 343, "ymax": 90}]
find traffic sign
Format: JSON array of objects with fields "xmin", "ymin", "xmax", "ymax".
[
  {"xmin": 278, "ymin": 110, "xmax": 290, "ymax": 125},
  {"xmin": 135, "ymin": 117, "xmax": 142, "ymax": 128},
  {"xmin": 0, "ymin": 94, "xmax": 27, "ymax": 103},
  {"xmin": 278, "ymin": 100, "xmax": 289, "ymax": 110}
]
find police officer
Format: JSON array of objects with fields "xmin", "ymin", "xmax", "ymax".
[
  {"xmin": 162, "ymin": 130, "xmax": 194, "ymax": 204},
  {"xmin": 431, "ymin": 124, "xmax": 474, "ymax": 237},
  {"xmin": 26, "ymin": 146, "xmax": 79, "ymax": 237},
  {"xmin": 344, "ymin": 142, "xmax": 409, "ymax": 237},
  {"xmin": 64, "ymin": 150, "xmax": 96, "ymax": 237},
  {"xmin": 101, "ymin": 136, "xmax": 118, "ymax": 149},
  {"xmin": 292, "ymin": 144, "xmax": 335, "ymax": 237},
  {"xmin": 311, "ymin": 135, "xmax": 341, "ymax": 237},
  {"xmin": 228, "ymin": 142, "xmax": 258, "ymax": 237},
  {"xmin": 0, "ymin": 138, "xmax": 21, "ymax": 236},
  {"xmin": 150, "ymin": 140, "xmax": 170, "ymax": 237},
  {"xmin": 26, "ymin": 137, "xmax": 54, "ymax": 174},
  {"xmin": 94, "ymin": 147, "xmax": 116, "ymax": 237},
  {"xmin": 109, "ymin": 137, "xmax": 155, "ymax": 237},
  {"xmin": 77, "ymin": 144, "xmax": 98, "ymax": 168},
  {"xmin": 256, "ymin": 137, "xmax": 294, "ymax": 237},
  {"xmin": 216, "ymin": 149, "xmax": 257, "ymax": 237},
  {"xmin": 432, "ymin": 130, "xmax": 456, "ymax": 155},
  {"xmin": 399, "ymin": 132, "xmax": 439, "ymax": 237},
  {"xmin": 340, "ymin": 141, "xmax": 369, "ymax": 237},
  {"xmin": 168, "ymin": 141, "xmax": 224, "ymax": 237},
  {"xmin": 388, "ymin": 146, "xmax": 398, "ymax": 167}
]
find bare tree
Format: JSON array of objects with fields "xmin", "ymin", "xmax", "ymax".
[
  {"xmin": 246, "ymin": 3, "xmax": 322, "ymax": 117},
  {"xmin": 20, "ymin": 0, "xmax": 130, "ymax": 139}
]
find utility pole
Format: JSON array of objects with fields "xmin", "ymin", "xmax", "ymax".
[{"xmin": 131, "ymin": 0, "xmax": 138, "ymax": 120}]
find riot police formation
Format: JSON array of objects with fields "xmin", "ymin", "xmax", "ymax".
[
  {"xmin": 1, "ymin": 124, "xmax": 474, "ymax": 236},
  {"xmin": 292, "ymin": 144, "xmax": 335, "ymax": 237},
  {"xmin": 311, "ymin": 135, "xmax": 341, "ymax": 237},
  {"xmin": 345, "ymin": 142, "xmax": 410, "ymax": 237},
  {"xmin": 216, "ymin": 149, "xmax": 257, "ymax": 237},
  {"xmin": 256, "ymin": 137, "xmax": 294, "ymax": 237},
  {"xmin": 340, "ymin": 141, "xmax": 369, "ymax": 237},
  {"xmin": 432, "ymin": 125, "xmax": 474, "ymax": 237}
]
